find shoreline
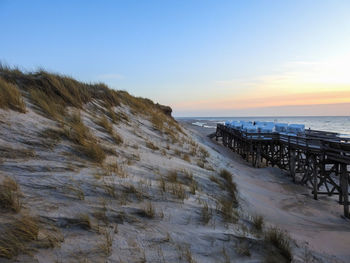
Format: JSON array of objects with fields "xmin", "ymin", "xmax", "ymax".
[{"xmin": 180, "ymin": 119, "xmax": 350, "ymax": 263}]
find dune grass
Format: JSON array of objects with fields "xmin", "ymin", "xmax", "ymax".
[
  {"xmin": 145, "ymin": 140, "xmax": 159, "ymax": 151},
  {"xmin": 0, "ymin": 215, "xmax": 39, "ymax": 259},
  {"xmin": 219, "ymin": 169, "xmax": 238, "ymax": 206},
  {"xmin": 29, "ymin": 88, "xmax": 65, "ymax": 119},
  {"xmin": 150, "ymin": 110, "xmax": 164, "ymax": 132},
  {"xmin": 214, "ymin": 169, "xmax": 239, "ymax": 223},
  {"xmin": 64, "ymin": 111, "xmax": 105, "ymax": 163},
  {"xmin": 75, "ymin": 214, "xmax": 92, "ymax": 230},
  {"xmin": 97, "ymin": 115, "xmax": 123, "ymax": 145},
  {"xmin": 200, "ymin": 202, "xmax": 212, "ymax": 224},
  {"xmin": 97, "ymin": 115, "xmax": 113, "ymax": 134},
  {"xmin": 0, "ymin": 177, "xmax": 21, "ymax": 213},
  {"xmin": 1, "ymin": 66, "xmax": 181, "ymax": 152},
  {"xmin": 264, "ymin": 227, "xmax": 292, "ymax": 262},
  {"xmin": 1, "ymin": 64, "xmax": 176, "ymax": 118},
  {"xmin": 170, "ymin": 182, "xmax": 186, "ymax": 201},
  {"xmin": 0, "ymin": 77, "xmax": 26, "ymax": 113},
  {"xmin": 167, "ymin": 170, "xmax": 178, "ymax": 183},
  {"xmin": 252, "ymin": 214, "xmax": 264, "ymax": 232},
  {"xmin": 138, "ymin": 202, "xmax": 155, "ymax": 218},
  {"xmin": 99, "ymin": 226, "xmax": 115, "ymax": 256}
]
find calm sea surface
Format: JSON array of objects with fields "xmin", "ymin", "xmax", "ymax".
[{"xmin": 178, "ymin": 116, "xmax": 350, "ymax": 136}]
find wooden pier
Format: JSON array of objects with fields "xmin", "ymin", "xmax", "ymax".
[{"xmin": 215, "ymin": 124, "xmax": 350, "ymax": 218}]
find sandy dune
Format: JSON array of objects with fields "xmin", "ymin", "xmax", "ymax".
[
  {"xmin": 1, "ymin": 83, "xmax": 345, "ymax": 261},
  {"xmin": 1, "ymin": 101, "xmax": 296, "ymax": 263}
]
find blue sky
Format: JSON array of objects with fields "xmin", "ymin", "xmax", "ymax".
[{"xmin": 1, "ymin": 0, "xmax": 350, "ymax": 116}]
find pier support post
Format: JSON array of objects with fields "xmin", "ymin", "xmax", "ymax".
[
  {"xmin": 337, "ymin": 164, "xmax": 343, "ymax": 204},
  {"xmin": 340, "ymin": 163, "xmax": 349, "ymax": 218},
  {"xmin": 256, "ymin": 145, "xmax": 261, "ymax": 168},
  {"xmin": 312, "ymin": 155, "xmax": 318, "ymax": 200},
  {"xmin": 289, "ymin": 150, "xmax": 296, "ymax": 182}
]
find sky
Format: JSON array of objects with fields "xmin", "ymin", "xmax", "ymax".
[{"xmin": 1, "ymin": 0, "xmax": 350, "ymax": 117}]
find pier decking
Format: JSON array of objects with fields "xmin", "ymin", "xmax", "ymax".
[{"xmin": 215, "ymin": 123, "xmax": 350, "ymax": 218}]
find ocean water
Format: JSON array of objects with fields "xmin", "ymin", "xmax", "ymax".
[{"xmin": 178, "ymin": 116, "xmax": 350, "ymax": 136}]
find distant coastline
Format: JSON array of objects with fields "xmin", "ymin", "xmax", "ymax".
[{"xmin": 177, "ymin": 116, "xmax": 350, "ymax": 136}]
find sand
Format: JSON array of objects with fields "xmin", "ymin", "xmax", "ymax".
[
  {"xmin": 180, "ymin": 119, "xmax": 350, "ymax": 263},
  {"xmin": 0, "ymin": 98, "xmax": 348, "ymax": 262}
]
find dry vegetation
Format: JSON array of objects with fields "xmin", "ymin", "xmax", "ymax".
[
  {"xmin": 0, "ymin": 174, "xmax": 62, "ymax": 259},
  {"xmin": 29, "ymin": 88, "xmax": 65, "ymax": 119},
  {"xmin": 75, "ymin": 214, "xmax": 92, "ymax": 230},
  {"xmin": 0, "ymin": 215, "xmax": 39, "ymax": 259},
  {"xmin": 0, "ymin": 177, "xmax": 21, "ymax": 213},
  {"xmin": 0, "ymin": 65, "xmax": 177, "ymax": 163},
  {"xmin": 252, "ymin": 214, "xmax": 264, "ymax": 232},
  {"xmin": 0, "ymin": 77, "xmax": 26, "ymax": 113},
  {"xmin": 97, "ymin": 115, "xmax": 123, "ymax": 145},
  {"xmin": 264, "ymin": 227, "xmax": 292, "ymax": 262},
  {"xmin": 146, "ymin": 140, "xmax": 159, "ymax": 151},
  {"xmin": 63, "ymin": 111, "xmax": 106, "ymax": 163},
  {"xmin": 0, "ymin": 65, "xmax": 175, "ymax": 121},
  {"xmin": 200, "ymin": 202, "xmax": 212, "ymax": 224},
  {"xmin": 138, "ymin": 202, "xmax": 156, "ymax": 218},
  {"xmin": 215, "ymin": 169, "xmax": 239, "ymax": 223},
  {"xmin": 219, "ymin": 169, "xmax": 238, "ymax": 206}
]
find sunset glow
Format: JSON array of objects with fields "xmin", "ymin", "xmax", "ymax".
[
  {"xmin": 1, "ymin": 0, "xmax": 350, "ymax": 116},
  {"xmin": 172, "ymin": 55, "xmax": 350, "ymax": 115}
]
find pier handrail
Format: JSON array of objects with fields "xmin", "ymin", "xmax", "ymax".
[{"xmin": 217, "ymin": 123, "xmax": 350, "ymax": 155}]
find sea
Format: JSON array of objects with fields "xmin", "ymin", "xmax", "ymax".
[{"xmin": 177, "ymin": 116, "xmax": 350, "ymax": 137}]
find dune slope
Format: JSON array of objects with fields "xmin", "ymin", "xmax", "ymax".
[{"xmin": 0, "ymin": 68, "xmax": 315, "ymax": 263}]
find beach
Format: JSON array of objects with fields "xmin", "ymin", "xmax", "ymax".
[{"xmin": 180, "ymin": 119, "xmax": 350, "ymax": 262}]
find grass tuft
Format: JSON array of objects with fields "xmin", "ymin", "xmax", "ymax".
[
  {"xmin": 145, "ymin": 140, "xmax": 159, "ymax": 150},
  {"xmin": 170, "ymin": 182, "xmax": 186, "ymax": 201},
  {"xmin": 29, "ymin": 88, "xmax": 65, "ymax": 119},
  {"xmin": 264, "ymin": 227, "xmax": 292, "ymax": 262},
  {"xmin": 0, "ymin": 77, "xmax": 26, "ymax": 113},
  {"xmin": 183, "ymin": 154, "xmax": 191, "ymax": 163},
  {"xmin": 200, "ymin": 202, "xmax": 212, "ymax": 224},
  {"xmin": 97, "ymin": 115, "xmax": 123, "ymax": 145},
  {"xmin": 0, "ymin": 177, "xmax": 21, "ymax": 213},
  {"xmin": 219, "ymin": 169, "xmax": 238, "ymax": 206},
  {"xmin": 167, "ymin": 170, "xmax": 178, "ymax": 183},
  {"xmin": 63, "ymin": 111, "xmax": 105, "ymax": 163},
  {"xmin": 213, "ymin": 169, "xmax": 239, "ymax": 223},
  {"xmin": 76, "ymin": 214, "xmax": 92, "ymax": 230},
  {"xmin": 138, "ymin": 202, "xmax": 155, "ymax": 218},
  {"xmin": 252, "ymin": 214, "xmax": 264, "ymax": 232},
  {"xmin": 0, "ymin": 215, "xmax": 39, "ymax": 259}
]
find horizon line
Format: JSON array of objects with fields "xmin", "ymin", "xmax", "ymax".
[{"xmin": 175, "ymin": 115, "xmax": 350, "ymax": 118}]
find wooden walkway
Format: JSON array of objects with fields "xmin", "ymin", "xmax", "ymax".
[{"xmin": 215, "ymin": 124, "xmax": 350, "ymax": 218}]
